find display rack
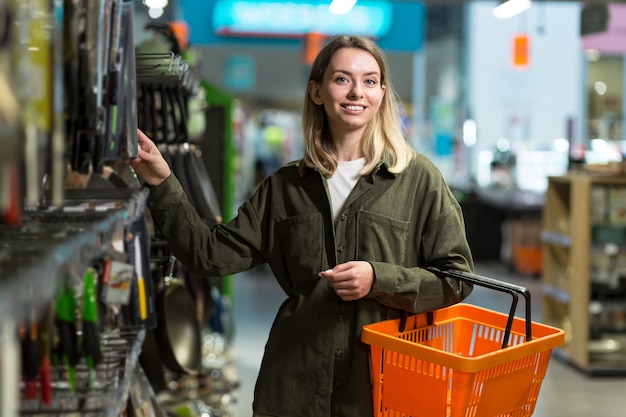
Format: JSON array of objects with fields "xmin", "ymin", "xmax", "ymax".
[
  {"xmin": 0, "ymin": 189, "xmax": 147, "ymax": 322},
  {"xmin": 542, "ymin": 172, "xmax": 626, "ymax": 375},
  {"xmin": 0, "ymin": 188, "xmax": 149, "ymax": 416}
]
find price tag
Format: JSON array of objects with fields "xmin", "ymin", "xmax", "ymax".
[{"xmin": 101, "ymin": 259, "xmax": 134, "ymax": 305}]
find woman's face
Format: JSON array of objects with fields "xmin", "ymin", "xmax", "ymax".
[{"xmin": 309, "ymin": 47, "xmax": 385, "ymax": 137}]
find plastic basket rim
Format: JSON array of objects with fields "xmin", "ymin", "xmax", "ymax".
[{"xmin": 361, "ymin": 303, "xmax": 565, "ymax": 373}]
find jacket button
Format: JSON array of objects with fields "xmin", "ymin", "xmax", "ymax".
[
  {"xmin": 340, "ymin": 213, "xmax": 347, "ymax": 221},
  {"xmin": 337, "ymin": 245, "xmax": 344, "ymax": 253},
  {"xmin": 334, "ymin": 348, "xmax": 343, "ymax": 357}
]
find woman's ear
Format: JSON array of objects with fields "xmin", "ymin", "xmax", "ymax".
[{"xmin": 308, "ymin": 81, "xmax": 322, "ymax": 105}]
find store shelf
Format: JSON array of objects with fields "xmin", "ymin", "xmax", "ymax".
[
  {"xmin": 552, "ymin": 347, "xmax": 626, "ymax": 376},
  {"xmin": 19, "ymin": 327, "xmax": 146, "ymax": 416},
  {"xmin": 542, "ymin": 283, "xmax": 571, "ymax": 304},
  {"xmin": 542, "ymin": 173, "xmax": 626, "ymax": 375},
  {"xmin": 475, "ymin": 186, "xmax": 545, "ymax": 211},
  {"xmin": 0, "ymin": 188, "xmax": 148, "ymax": 326},
  {"xmin": 541, "ymin": 230, "xmax": 571, "ymax": 247}
]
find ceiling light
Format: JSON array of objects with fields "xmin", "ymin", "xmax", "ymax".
[
  {"xmin": 493, "ymin": 0, "xmax": 532, "ymax": 19},
  {"xmin": 585, "ymin": 49, "xmax": 601, "ymax": 62},
  {"xmin": 148, "ymin": 7, "xmax": 164, "ymax": 19},
  {"xmin": 144, "ymin": 0, "xmax": 168, "ymax": 9},
  {"xmin": 329, "ymin": 0, "xmax": 357, "ymax": 15},
  {"xmin": 594, "ymin": 81, "xmax": 607, "ymax": 95}
]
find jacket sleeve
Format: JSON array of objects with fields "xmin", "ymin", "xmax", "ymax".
[{"xmin": 146, "ymin": 174, "xmax": 266, "ymax": 277}]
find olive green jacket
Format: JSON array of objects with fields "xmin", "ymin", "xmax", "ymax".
[{"xmin": 147, "ymin": 152, "xmax": 474, "ymax": 417}]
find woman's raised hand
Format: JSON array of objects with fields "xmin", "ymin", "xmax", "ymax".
[{"xmin": 127, "ymin": 129, "xmax": 172, "ymax": 187}]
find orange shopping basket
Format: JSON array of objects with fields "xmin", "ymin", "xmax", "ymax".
[{"xmin": 361, "ymin": 268, "xmax": 565, "ymax": 417}]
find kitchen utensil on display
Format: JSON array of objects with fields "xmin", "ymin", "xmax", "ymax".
[
  {"xmin": 48, "ymin": 0, "xmax": 66, "ymax": 209},
  {"xmin": 138, "ymin": 326, "xmax": 168, "ymax": 392},
  {"xmin": 71, "ymin": 0, "xmax": 111, "ymax": 174},
  {"xmin": 134, "ymin": 234, "xmax": 149, "ymax": 322},
  {"xmin": 139, "ymin": 82, "xmax": 155, "ymax": 139},
  {"xmin": 87, "ymin": 0, "xmax": 112, "ymax": 173},
  {"xmin": 164, "ymin": 80, "xmax": 217, "ymax": 223},
  {"xmin": 191, "ymin": 274, "xmax": 216, "ymax": 329},
  {"xmin": 153, "ymin": 256, "xmax": 202, "ymax": 376},
  {"xmin": 38, "ymin": 306, "xmax": 54, "ymax": 405},
  {"xmin": 137, "ymin": 254, "xmax": 172, "ymax": 391},
  {"xmin": 146, "ymin": 77, "xmax": 197, "ymax": 210},
  {"xmin": 1, "ymin": 317, "xmax": 20, "ymax": 417},
  {"xmin": 169, "ymin": 76, "xmax": 221, "ymax": 224},
  {"xmin": 121, "ymin": 1, "xmax": 138, "ymax": 159},
  {"xmin": 71, "ymin": 1, "xmax": 97, "ymax": 173},
  {"xmin": 14, "ymin": 0, "xmax": 54, "ymax": 207},
  {"xmin": 64, "ymin": 0, "xmax": 85, "ymax": 174},
  {"xmin": 82, "ymin": 267, "xmax": 103, "ymax": 372},
  {"xmin": 122, "ymin": 211, "xmax": 157, "ymax": 329},
  {"xmin": 90, "ymin": 163, "xmax": 141, "ymax": 190},
  {"xmin": 0, "ymin": 23, "xmax": 21, "ymax": 225},
  {"xmin": 159, "ymin": 83, "xmax": 175, "ymax": 143},
  {"xmin": 20, "ymin": 321, "xmax": 41, "ymax": 401},
  {"xmin": 1, "ymin": 163, "xmax": 21, "ymax": 225},
  {"xmin": 103, "ymin": 0, "xmax": 127, "ymax": 161},
  {"xmin": 172, "ymin": 83, "xmax": 190, "ymax": 143},
  {"xmin": 148, "ymin": 83, "xmax": 163, "ymax": 143},
  {"xmin": 171, "ymin": 142, "xmax": 201, "ymax": 213},
  {"xmin": 185, "ymin": 145, "xmax": 223, "ymax": 224},
  {"xmin": 108, "ymin": 159, "xmax": 142, "ymax": 189},
  {"xmin": 54, "ymin": 284, "xmax": 79, "ymax": 393}
]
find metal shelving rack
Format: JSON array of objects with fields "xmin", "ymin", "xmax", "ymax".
[{"xmin": 0, "ymin": 188, "xmax": 149, "ymax": 416}]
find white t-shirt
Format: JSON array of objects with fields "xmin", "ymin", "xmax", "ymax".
[{"xmin": 327, "ymin": 158, "xmax": 366, "ymax": 223}]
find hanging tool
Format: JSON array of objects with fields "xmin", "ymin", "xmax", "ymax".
[
  {"xmin": 54, "ymin": 285, "xmax": 78, "ymax": 393},
  {"xmin": 82, "ymin": 267, "xmax": 102, "ymax": 389},
  {"xmin": 19, "ymin": 321, "xmax": 40, "ymax": 401},
  {"xmin": 38, "ymin": 306, "xmax": 54, "ymax": 406},
  {"xmin": 13, "ymin": 0, "xmax": 54, "ymax": 207}
]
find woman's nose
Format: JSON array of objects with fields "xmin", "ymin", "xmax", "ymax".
[{"xmin": 348, "ymin": 83, "xmax": 363, "ymax": 98}]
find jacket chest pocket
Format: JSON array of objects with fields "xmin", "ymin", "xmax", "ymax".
[
  {"xmin": 276, "ymin": 213, "xmax": 325, "ymax": 285},
  {"xmin": 356, "ymin": 210, "xmax": 409, "ymax": 265}
]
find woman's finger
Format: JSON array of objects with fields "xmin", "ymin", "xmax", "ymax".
[{"xmin": 136, "ymin": 129, "xmax": 156, "ymax": 151}]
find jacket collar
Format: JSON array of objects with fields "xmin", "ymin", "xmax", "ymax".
[{"xmin": 297, "ymin": 159, "xmax": 397, "ymax": 180}]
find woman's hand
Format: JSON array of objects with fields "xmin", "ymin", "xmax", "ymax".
[
  {"xmin": 319, "ymin": 261, "xmax": 374, "ymax": 301},
  {"xmin": 127, "ymin": 129, "xmax": 171, "ymax": 187}
]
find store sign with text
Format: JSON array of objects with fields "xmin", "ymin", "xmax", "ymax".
[
  {"xmin": 211, "ymin": 0, "xmax": 393, "ymax": 38},
  {"xmin": 179, "ymin": 0, "xmax": 426, "ymax": 52}
]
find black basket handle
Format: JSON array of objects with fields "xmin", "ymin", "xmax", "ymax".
[{"xmin": 400, "ymin": 267, "xmax": 532, "ymax": 349}]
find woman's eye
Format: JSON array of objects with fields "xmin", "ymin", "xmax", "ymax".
[
  {"xmin": 336, "ymin": 76, "xmax": 348, "ymax": 83},
  {"xmin": 365, "ymin": 79, "xmax": 377, "ymax": 86}
]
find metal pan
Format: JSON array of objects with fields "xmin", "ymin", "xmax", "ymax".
[
  {"xmin": 153, "ymin": 257, "xmax": 201, "ymax": 375},
  {"xmin": 184, "ymin": 145, "xmax": 223, "ymax": 223}
]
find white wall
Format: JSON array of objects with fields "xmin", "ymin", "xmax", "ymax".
[{"xmin": 466, "ymin": 1, "xmax": 583, "ymax": 182}]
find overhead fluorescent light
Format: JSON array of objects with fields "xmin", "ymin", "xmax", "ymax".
[
  {"xmin": 329, "ymin": 0, "xmax": 357, "ymax": 15},
  {"xmin": 493, "ymin": 0, "xmax": 532, "ymax": 19}
]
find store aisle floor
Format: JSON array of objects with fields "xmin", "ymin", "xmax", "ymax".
[{"xmin": 230, "ymin": 262, "xmax": 626, "ymax": 417}]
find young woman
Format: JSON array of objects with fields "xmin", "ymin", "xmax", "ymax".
[{"xmin": 129, "ymin": 35, "xmax": 474, "ymax": 417}]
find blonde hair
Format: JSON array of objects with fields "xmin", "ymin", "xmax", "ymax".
[{"xmin": 301, "ymin": 35, "xmax": 415, "ymax": 177}]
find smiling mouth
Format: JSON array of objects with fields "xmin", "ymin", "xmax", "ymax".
[{"xmin": 342, "ymin": 105, "xmax": 365, "ymax": 111}]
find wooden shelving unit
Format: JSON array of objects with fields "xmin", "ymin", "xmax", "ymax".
[{"xmin": 542, "ymin": 172, "xmax": 626, "ymax": 375}]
